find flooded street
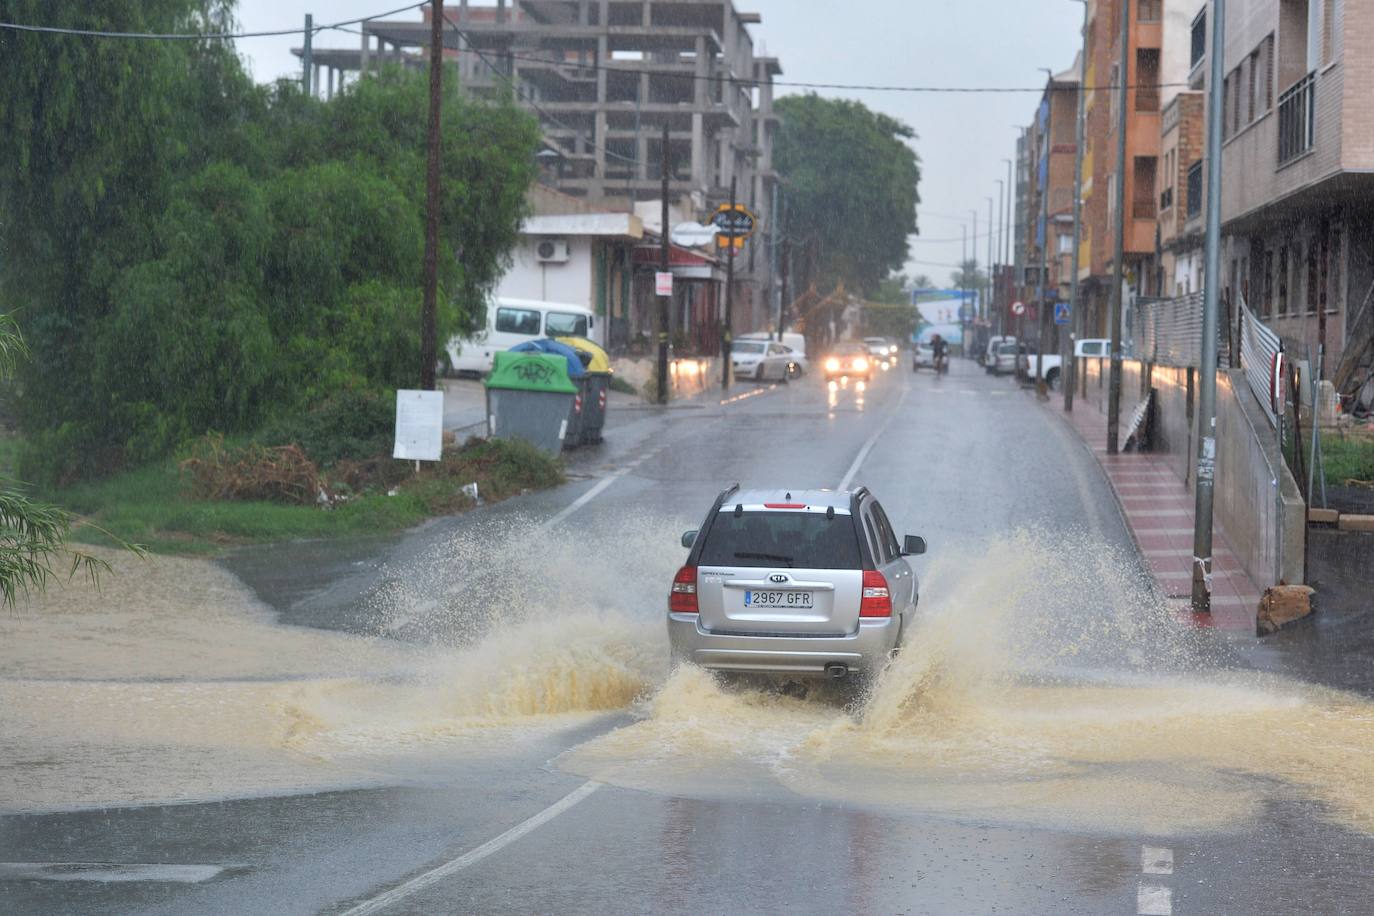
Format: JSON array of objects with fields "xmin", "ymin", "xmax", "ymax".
[{"xmin": 5, "ymin": 365, "xmax": 1374, "ymax": 915}]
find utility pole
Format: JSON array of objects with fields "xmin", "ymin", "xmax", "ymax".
[
  {"xmin": 994, "ymin": 179, "xmax": 1005, "ymax": 331},
  {"xmin": 721, "ymin": 175, "xmax": 737, "ymax": 391},
  {"xmin": 1192, "ymin": 0, "xmax": 1227, "ymax": 614},
  {"xmin": 302, "ymin": 14, "xmax": 313, "ymax": 97},
  {"xmin": 657, "ymin": 122, "xmax": 670, "ymax": 405},
  {"xmin": 771, "ymin": 181, "xmax": 782, "ymax": 340},
  {"xmin": 986, "ymin": 197, "xmax": 995, "ymax": 325},
  {"xmin": 1002, "ymin": 158, "xmax": 1013, "ymax": 337},
  {"xmin": 419, "ymin": 0, "xmax": 444, "ymax": 391},
  {"xmin": 1106, "ymin": 0, "xmax": 1131, "ymax": 453},
  {"xmin": 961, "ymin": 224, "xmax": 968, "ymax": 333},
  {"xmin": 970, "ymin": 208, "xmax": 978, "ymax": 345},
  {"xmin": 1035, "ymin": 69, "xmax": 1053, "ymax": 394},
  {"xmin": 1066, "ymin": 0, "xmax": 1089, "ymax": 413}
]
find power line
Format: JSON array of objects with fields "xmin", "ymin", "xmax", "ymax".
[
  {"xmin": 2, "ymin": 11, "xmax": 1189, "ymax": 96},
  {"xmin": 0, "ymin": 2, "xmax": 428, "ymax": 40}
]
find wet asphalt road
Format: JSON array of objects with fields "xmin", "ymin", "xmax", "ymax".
[{"xmin": 5, "ymin": 358, "xmax": 1374, "ymax": 915}]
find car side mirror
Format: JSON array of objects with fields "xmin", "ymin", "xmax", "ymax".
[
  {"xmin": 681, "ymin": 529, "xmax": 698, "ymax": 549},
  {"xmin": 903, "ymin": 535, "xmax": 926, "ymax": 556}
]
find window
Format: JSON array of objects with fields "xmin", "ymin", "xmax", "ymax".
[
  {"xmin": 495, "ymin": 307, "xmax": 542, "ymax": 335},
  {"xmin": 1138, "ymin": 0, "xmax": 1161, "ymax": 22},
  {"xmin": 863, "ymin": 514, "xmax": 883, "ymax": 562},
  {"xmin": 1248, "ymin": 50, "xmax": 1259, "ymax": 123},
  {"xmin": 1136, "ymin": 49, "xmax": 1160, "ymax": 111},
  {"xmin": 1059, "ymin": 233, "xmax": 1074, "ymax": 254},
  {"xmin": 1262, "ymin": 250, "xmax": 1274, "ymax": 317},
  {"xmin": 1264, "ymin": 35, "xmax": 1275, "ymax": 109},
  {"xmin": 1221, "ymin": 74, "xmax": 1231, "ymax": 138},
  {"xmin": 1323, "ymin": 0, "xmax": 1336, "ymax": 64},
  {"xmin": 732, "ymin": 341, "xmax": 766, "ymax": 354},
  {"xmin": 1190, "ymin": 11, "xmax": 1207, "ymax": 69},
  {"xmin": 1186, "ymin": 160, "xmax": 1203, "ymax": 218},
  {"xmin": 1278, "ymin": 245, "xmax": 1289, "ymax": 315},
  {"xmin": 1132, "ymin": 156, "xmax": 1157, "ymax": 219},
  {"xmin": 698, "ymin": 511, "xmax": 863, "ymax": 570},
  {"xmin": 871, "ymin": 502, "xmax": 903, "ymax": 562},
  {"xmin": 544, "ymin": 311, "xmax": 589, "ymax": 337}
]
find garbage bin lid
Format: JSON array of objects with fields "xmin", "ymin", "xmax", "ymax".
[
  {"xmin": 509, "ymin": 339, "xmax": 587, "ymax": 378},
  {"xmin": 555, "ymin": 336, "xmax": 612, "ymax": 374},
  {"xmin": 485, "ymin": 351, "xmax": 578, "ymax": 393}
]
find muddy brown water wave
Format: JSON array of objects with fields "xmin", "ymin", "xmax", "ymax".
[{"xmin": 559, "ymin": 535, "xmax": 1374, "ymax": 837}]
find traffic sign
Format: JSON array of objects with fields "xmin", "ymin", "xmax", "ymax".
[
  {"xmin": 1054, "ymin": 302, "xmax": 1071, "ymax": 325},
  {"xmin": 711, "ymin": 203, "xmax": 758, "ymax": 241},
  {"xmin": 655, "ymin": 271, "xmax": 674, "ymax": 297},
  {"xmin": 1011, "ymin": 300, "xmax": 1026, "ymax": 317}
]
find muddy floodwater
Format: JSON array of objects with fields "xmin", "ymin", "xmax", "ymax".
[{"xmin": 4, "ymin": 532, "xmax": 1374, "ymax": 842}]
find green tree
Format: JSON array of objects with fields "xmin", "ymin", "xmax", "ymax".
[
  {"xmin": 774, "ymin": 95, "xmax": 921, "ymax": 297},
  {"xmin": 0, "ymin": 4, "xmax": 540, "ymax": 482}
]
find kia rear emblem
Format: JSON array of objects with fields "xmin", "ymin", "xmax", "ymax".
[{"xmin": 769, "ymin": 573, "xmax": 788, "ymax": 583}]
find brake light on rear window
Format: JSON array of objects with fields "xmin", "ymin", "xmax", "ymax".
[
  {"xmin": 763, "ymin": 503, "xmax": 806, "ymax": 509},
  {"xmin": 859, "ymin": 570, "xmax": 892, "ymax": 617},
  {"xmin": 669, "ymin": 566, "xmax": 698, "ymax": 613}
]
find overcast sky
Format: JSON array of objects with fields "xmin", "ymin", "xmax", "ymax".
[{"xmin": 235, "ymin": 0, "xmax": 1084, "ymax": 286}]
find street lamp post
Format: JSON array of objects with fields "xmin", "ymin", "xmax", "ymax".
[
  {"xmin": 1002, "ymin": 157, "xmax": 1014, "ymax": 337},
  {"xmin": 1065, "ymin": 0, "xmax": 1088, "ymax": 413},
  {"xmin": 1192, "ymin": 0, "xmax": 1227, "ymax": 613},
  {"xmin": 986, "ymin": 196, "xmax": 995, "ymax": 325},
  {"xmin": 995, "ymin": 178, "xmax": 1005, "ymax": 329},
  {"xmin": 1106, "ymin": 0, "xmax": 1131, "ymax": 454}
]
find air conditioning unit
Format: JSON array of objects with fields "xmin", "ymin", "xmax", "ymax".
[{"xmin": 535, "ymin": 239, "xmax": 570, "ymax": 263}]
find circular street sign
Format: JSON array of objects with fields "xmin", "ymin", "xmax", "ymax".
[
  {"xmin": 711, "ymin": 204, "xmax": 758, "ymax": 240},
  {"xmin": 1011, "ymin": 300, "xmax": 1026, "ymax": 316},
  {"xmin": 671, "ymin": 221, "xmax": 718, "ymax": 248}
]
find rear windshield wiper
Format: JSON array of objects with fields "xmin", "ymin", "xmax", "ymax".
[{"xmin": 733, "ymin": 551, "xmax": 794, "ymax": 565}]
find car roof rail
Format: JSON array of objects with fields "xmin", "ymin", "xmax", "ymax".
[
  {"xmin": 708, "ymin": 483, "xmax": 741, "ymax": 515},
  {"xmin": 848, "ymin": 487, "xmax": 869, "ymax": 516}
]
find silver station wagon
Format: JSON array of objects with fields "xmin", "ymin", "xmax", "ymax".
[{"xmin": 667, "ymin": 486, "xmax": 925, "ymax": 684}]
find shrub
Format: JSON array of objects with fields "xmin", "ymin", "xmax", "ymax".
[
  {"xmin": 179, "ymin": 434, "xmax": 321, "ymax": 505},
  {"xmin": 258, "ymin": 390, "xmax": 394, "ymax": 468}
]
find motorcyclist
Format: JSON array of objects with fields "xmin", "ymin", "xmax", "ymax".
[{"xmin": 930, "ymin": 334, "xmax": 949, "ymax": 373}]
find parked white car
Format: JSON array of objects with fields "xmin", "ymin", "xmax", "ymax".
[
  {"xmin": 738, "ymin": 332, "xmax": 809, "ymax": 375},
  {"xmin": 731, "ymin": 340, "xmax": 800, "ymax": 381},
  {"xmin": 446, "ymin": 298, "xmax": 597, "ymax": 376},
  {"xmin": 984, "ymin": 335, "xmax": 1015, "ymax": 372},
  {"xmin": 1074, "ymin": 338, "xmax": 1112, "ymax": 358}
]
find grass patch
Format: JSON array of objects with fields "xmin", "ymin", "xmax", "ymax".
[
  {"xmin": 1286, "ymin": 427, "xmax": 1374, "ymax": 487},
  {"xmin": 39, "ymin": 436, "xmax": 565, "ymax": 555},
  {"xmin": 608, "ymin": 374, "xmax": 638, "ymax": 396}
]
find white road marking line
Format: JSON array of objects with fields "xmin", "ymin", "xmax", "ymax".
[
  {"xmin": 539, "ymin": 469, "xmax": 632, "ymax": 529},
  {"xmin": 837, "ymin": 384, "xmax": 909, "ymax": 490},
  {"xmin": 1137, "ymin": 884, "xmax": 1172, "ymax": 915},
  {"xmin": 340, "ymin": 781, "xmax": 601, "ymax": 916},
  {"xmin": 0, "ymin": 863, "xmax": 228, "ymax": 883},
  {"xmin": 1141, "ymin": 846, "xmax": 1174, "ymax": 875}
]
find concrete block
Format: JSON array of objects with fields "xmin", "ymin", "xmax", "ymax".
[
  {"xmin": 1338, "ymin": 514, "xmax": 1374, "ymax": 533},
  {"xmin": 1256, "ymin": 584, "xmax": 1315, "ymax": 636},
  {"xmin": 1308, "ymin": 507, "xmax": 1340, "ymax": 525}
]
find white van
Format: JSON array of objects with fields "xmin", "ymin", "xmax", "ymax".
[{"xmin": 447, "ymin": 297, "xmax": 597, "ymax": 375}]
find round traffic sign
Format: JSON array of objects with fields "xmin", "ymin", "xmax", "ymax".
[{"xmin": 1011, "ymin": 300, "xmax": 1026, "ymax": 316}]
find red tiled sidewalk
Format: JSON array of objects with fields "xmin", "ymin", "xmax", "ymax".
[{"xmin": 1049, "ymin": 397, "xmax": 1262, "ymax": 631}]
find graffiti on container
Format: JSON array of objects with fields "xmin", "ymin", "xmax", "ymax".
[{"xmin": 513, "ymin": 359, "xmax": 556, "ymax": 384}]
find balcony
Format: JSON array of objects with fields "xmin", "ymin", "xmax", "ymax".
[{"xmin": 1277, "ymin": 72, "xmax": 1315, "ymax": 166}]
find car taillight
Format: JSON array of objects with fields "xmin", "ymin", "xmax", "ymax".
[
  {"xmin": 860, "ymin": 569, "xmax": 892, "ymax": 617},
  {"xmin": 669, "ymin": 565, "xmax": 698, "ymax": 614}
]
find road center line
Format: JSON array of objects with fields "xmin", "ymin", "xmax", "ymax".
[
  {"xmin": 339, "ymin": 781, "xmax": 601, "ymax": 916},
  {"xmin": 837, "ymin": 384, "xmax": 909, "ymax": 490}
]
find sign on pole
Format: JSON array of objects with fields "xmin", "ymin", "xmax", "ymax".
[
  {"xmin": 710, "ymin": 203, "xmax": 758, "ymax": 243},
  {"xmin": 1011, "ymin": 300, "xmax": 1027, "ymax": 317},
  {"xmin": 1054, "ymin": 302, "xmax": 1071, "ymax": 325},
  {"xmin": 655, "ymin": 271, "xmax": 674, "ymax": 297},
  {"xmin": 393, "ymin": 389, "xmax": 445, "ymax": 462}
]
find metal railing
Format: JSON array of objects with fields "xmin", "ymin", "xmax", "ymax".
[
  {"xmin": 1238, "ymin": 293, "xmax": 1283, "ymax": 428},
  {"xmin": 1277, "ymin": 72, "xmax": 1315, "ymax": 165}
]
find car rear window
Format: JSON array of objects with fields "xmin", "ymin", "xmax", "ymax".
[{"xmin": 697, "ymin": 511, "xmax": 863, "ymax": 569}]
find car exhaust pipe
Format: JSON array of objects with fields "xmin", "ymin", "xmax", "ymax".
[{"xmin": 825, "ymin": 663, "xmax": 848, "ymax": 680}]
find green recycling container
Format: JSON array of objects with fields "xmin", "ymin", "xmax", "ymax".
[{"xmin": 484, "ymin": 351, "xmax": 578, "ymax": 456}]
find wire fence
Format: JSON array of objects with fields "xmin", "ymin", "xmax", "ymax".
[{"xmin": 1131, "ymin": 293, "xmax": 1206, "ymax": 368}]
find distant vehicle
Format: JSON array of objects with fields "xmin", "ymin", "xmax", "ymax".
[
  {"xmin": 1017, "ymin": 346, "xmax": 1064, "ymax": 389},
  {"xmin": 668, "ymin": 485, "xmax": 925, "ymax": 685},
  {"xmin": 738, "ymin": 332, "xmax": 808, "ymax": 375},
  {"xmin": 863, "ymin": 336, "xmax": 898, "ymax": 368},
  {"xmin": 823, "ymin": 342, "xmax": 873, "ymax": 383},
  {"xmin": 731, "ymin": 339, "xmax": 798, "ymax": 382},
  {"xmin": 992, "ymin": 340, "xmax": 1020, "ymax": 376},
  {"xmin": 447, "ymin": 298, "xmax": 597, "ymax": 376},
  {"xmin": 984, "ymin": 335, "xmax": 1015, "ymax": 373},
  {"xmin": 1074, "ymin": 338, "xmax": 1112, "ymax": 358},
  {"xmin": 911, "ymin": 342, "xmax": 935, "ymax": 371}
]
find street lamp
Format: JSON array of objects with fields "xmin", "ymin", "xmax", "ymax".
[
  {"xmin": 1065, "ymin": 0, "xmax": 1089, "ymax": 412},
  {"xmin": 994, "ymin": 177, "xmax": 1005, "ymax": 323},
  {"xmin": 1001, "ymin": 157, "xmax": 1014, "ymax": 336}
]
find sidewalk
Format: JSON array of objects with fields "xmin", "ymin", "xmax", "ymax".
[{"xmin": 1049, "ymin": 393, "xmax": 1262, "ymax": 631}]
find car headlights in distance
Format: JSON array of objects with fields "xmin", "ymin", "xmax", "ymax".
[
  {"xmin": 852, "ymin": 357, "xmax": 869, "ymax": 373},
  {"xmin": 824, "ymin": 357, "xmax": 841, "ymax": 372}
]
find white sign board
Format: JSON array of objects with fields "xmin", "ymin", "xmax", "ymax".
[
  {"xmin": 393, "ymin": 389, "xmax": 445, "ymax": 462},
  {"xmin": 655, "ymin": 271, "xmax": 674, "ymax": 297}
]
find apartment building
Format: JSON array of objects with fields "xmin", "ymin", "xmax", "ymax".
[
  {"xmin": 1077, "ymin": 0, "xmax": 1164, "ymax": 337},
  {"xmin": 1215, "ymin": 0, "xmax": 1373, "ymax": 377},
  {"xmin": 1016, "ymin": 61, "xmax": 1081, "ymax": 348},
  {"xmin": 1156, "ymin": 0, "xmax": 1207, "ymax": 297},
  {"xmin": 305, "ymin": 1, "xmax": 784, "ymax": 346}
]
